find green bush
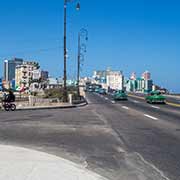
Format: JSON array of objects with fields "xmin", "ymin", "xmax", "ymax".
[{"xmin": 44, "ymin": 87, "xmax": 79, "ymax": 100}]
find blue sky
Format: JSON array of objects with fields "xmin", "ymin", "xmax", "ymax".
[{"xmin": 0, "ymin": 0, "xmax": 179, "ymax": 92}]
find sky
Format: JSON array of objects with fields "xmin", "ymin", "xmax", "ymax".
[{"xmin": 0, "ymin": 0, "xmax": 180, "ymax": 92}]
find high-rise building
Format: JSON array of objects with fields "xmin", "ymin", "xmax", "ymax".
[
  {"xmin": 15, "ymin": 61, "xmax": 39, "ymax": 90},
  {"xmin": 142, "ymin": 71, "xmax": 151, "ymax": 80},
  {"xmin": 144, "ymin": 80, "xmax": 153, "ymax": 93},
  {"xmin": 0, "ymin": 78, "xmax": 2, "ymax": 91},
  {"xmin": 4, "ymin": 58, "xmax": 23, "ymax": 82},
  {"xmin": 106, "ymin": 71, "xmax": 124, "ymax": 90},
  {"xmin": 130, "ymin": 72, "xmax": 136, "ymax": 80}
]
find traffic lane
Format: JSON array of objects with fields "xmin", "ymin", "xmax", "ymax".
[
  {"xmin": 86, "ymin": 92, "xmax": 112, "ymax": 105},
  {"xmin": 126, "ymin": 93, "xmax": 180, "ymax": 112},
  {"xmin": 116, "ymin": 98, "xmax": 180, "ymax": 125},
  {"xmin": 128, "ymin": 93, "xmax": 180, "ymax": 108},
  {"xmin": 88, "ymin": 93, "xmax": 180, "ymax": 180},
  {"xmin": 92, "ymin": 92, "xmax": 180, "ymax": 132},
  {"xmin": 165, "ymin": 96, "xmax": 180, "ymax": 106},
  {"xmin": 106, "ymin": 92, "xmax": 180, "ymax": 115}
]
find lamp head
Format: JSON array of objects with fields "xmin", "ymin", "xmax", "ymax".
[{"xmin": 76, "ymin": 2, "xmax": 80, "ymax": 11}]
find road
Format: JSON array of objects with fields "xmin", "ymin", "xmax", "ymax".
[
  {"xmin": 0, "ymin": 92, "xmax": 180, "ymax": 180},
  {"xmin": 129, "ymin": 92, "xmax": 180, "ymax": 107}
]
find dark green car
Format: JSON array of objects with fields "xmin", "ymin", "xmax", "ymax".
[
  {"xmin": 99, "ymin": 88, "xmax": 106, "ymax": 95},
  {"xmin": 95, "ymin": 88, "xmax": 100, "ymax": 93},
  {"xmin": 146, "ymin": 91, "xmax": 166, "ymax": 104},
  {"xmin": 113, "ymin": 90, "xmax": 128, "ymax": 100}
]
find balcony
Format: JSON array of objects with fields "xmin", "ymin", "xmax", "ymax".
[
  {"xmin": 22, "ymin": 70, "xmax": 27, "ymax": 73},
  {"xmin": 22, "ymin": 76, "xmax": 28, "ymax": 79},
  {"xmin": 20, "ymin": 80, "xmax": 27, "ymax": 84}
]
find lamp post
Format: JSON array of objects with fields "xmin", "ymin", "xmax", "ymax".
[
  {"xmin": 63, "ymin": 0, "xmax": 80, "ymax": 102},
  {"xmin": 77, "ymin": 28, "xmax": 88, "ymax": 97}
]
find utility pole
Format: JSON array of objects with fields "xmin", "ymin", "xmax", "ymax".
[
  {"xmin": 77, "ymin": 32, "xmax": 81, "ymax": 97},
  {"xmin": 63, "ymin": 0, "xmax": 68, "ymax": 102},
  {"xmin": 63, "ymin": 0, "xmax": 80, "ymax": 102},
  {"xmin": 77, "ymin": 28, "xmax": 88, "ymax": 98}
]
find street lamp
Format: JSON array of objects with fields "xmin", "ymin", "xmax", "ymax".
[
  {"xmin": 63, "ymin": 0, "xmax": 80, "ymax": 102},
  {"xmin": 77, "ymin": 28, "xmax": 88, "ymax": 97}
]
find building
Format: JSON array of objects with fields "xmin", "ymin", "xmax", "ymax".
[
  {"xmin": 136, "ymin": 78, "xmax": 145, "ymax": 92},
  {"xmin": 41, "ymin": 71, "xmax": 49, "ymax": 81},
  {"xmin": 4, "ymin": 58, "xmax": 23, "ymax": 82},
  {"xmin": 106, "ymin": 71, "xmax": 124, "ymax": 90},
  {"xmin": 93, "ymin": 70, "xmax": 107, "ymax": 84},
  {"xmin": 93, "ymin": 69, "xmax": 124, "ymax": 90},
  {"xmin": 142, "ymin": 71, "xmax": 151, "ymax": 80},
  {"xmin": 15, "ymin": 61, "xmax": 39, "ymax": 91},
  {"xmin": 0, "ymin": 78, "xmax": 2, "ymax": 91},
  {"xmin": 47, "ymin": 78, "xmax": 62, "ymax": 89},
  {"xmin": 125, "ymin": 71, "xmax": 153, "ymax": 93},
  {"xmin": 144, "ymin": 80, "xmax": 153, "ymax": 93},
  {"xmin": 130, "ymin": 72, "xmax": 136, "ymax": 80}
]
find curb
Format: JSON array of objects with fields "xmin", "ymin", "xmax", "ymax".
[
  {"xmin": 16, "ymin": 105, "xmax": 76, "ymax": 111},
  {"xmin": 15, "ymin": 99, "xmax": 88, "ymax": 111}
]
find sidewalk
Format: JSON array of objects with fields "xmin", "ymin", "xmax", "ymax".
[{"xmin": 0, "ymin": 145, "xmax": 107, "ymax": 180}]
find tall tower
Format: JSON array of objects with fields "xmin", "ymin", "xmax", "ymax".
[
  {"xmin": 142, "ymin": 71, "xmax": 151, "ymax": 80},
  {"xmin": 4, "ymin": 58, "xmax": 23, "ymax": 82}
]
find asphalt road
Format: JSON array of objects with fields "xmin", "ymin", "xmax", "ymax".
[
  {"xmin": 0, "ymin": 92, "xmax": 180, "ymax": 180},
  {"xmin": 130, "ymin": 92, "xmax": 180, "ymax": 106}
]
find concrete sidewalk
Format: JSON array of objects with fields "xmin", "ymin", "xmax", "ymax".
[{"xmin": 0, "ymin": 145, "xmax": 107, "ymax": 180}]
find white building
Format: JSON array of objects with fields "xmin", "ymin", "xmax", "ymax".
[{"xmin": 106, "ymin": 71, "xmax": 124, "ymax": 90}]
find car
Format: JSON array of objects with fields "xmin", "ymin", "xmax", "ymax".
[
  {"xmin": 99, "ymin": 88, "xmax": 106, "ymax": 95},
  {"xmin": 95, "ymin": 88, "xmax": 100, "ymax": 93},
  {"xmin": 88, "ymin": 88, "xmax": 94, "ymax": 92},
  {"xmin": 113, "ymin": 90, "xmax": 128, "ymax": 100},
  {"xmin": 145, "ymin": 91, "xmax": 166, "ymax": 104}
]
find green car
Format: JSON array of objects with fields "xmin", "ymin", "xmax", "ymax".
[
  {"xmin": 95, "ymin": 88, "xmax": 100, "ymax": 93},
  {"xmin": 146, "ymin": 91, "xmax": 166, "ymax": 104},
  {"xmin": 99, "ymin": 88, "xmax": 106, "ymax": 95},
  {"xmin": 113, "ymin": 90, "xmax": 128, "ymax": 100}
]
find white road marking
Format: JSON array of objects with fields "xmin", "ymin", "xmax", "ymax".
[
  {"xmin": 111, "ymin": 101, "xmax": 116, "ymax": 104},
  {"xmin": 133, "ymin": 100, "xmax": 140, "ymax": 103},
  {"xmin": 144, "ymin": 114, "xmax": 158, "ymax": 120},
  {"xmin": 122, "ymin": 106, "xmax": 129, "ymax": 110},
  {"xmin": 151, "ymin": 105, "xmax": 160, "ymax": 109},
  {"xmin": 105, "ymin": 97, "xmax": 108, "ymax": 100}
]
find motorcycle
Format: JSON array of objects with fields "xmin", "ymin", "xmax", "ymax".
[{"xmin": 2, "ymin": 102, "xmax": 16, "ymax": 111}]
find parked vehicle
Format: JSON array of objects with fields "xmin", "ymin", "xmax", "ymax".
[
  {"xmin": 113, "ymin": 90, "xmax": 128, "ymax": 100},
  {"xmin": 95, "ymin": 88, "xmax": 100, "ymax": 93},
  {"xmin": 146, "ymin": 91, "xmax": 166, "ymax": 104},
  {"xmin": 99, "ymin": 88, "xmax": 106, "ymax": 95}
]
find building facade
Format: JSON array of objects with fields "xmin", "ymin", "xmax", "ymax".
[
  {"xmin": 106, "ymin": 71, "xmax": 124, "ymax": 90},
  {"xmin": 15, "ymin": 61, "xmax": 39, "ymax": 90},
  {"xmin": 4, "ymin": 58, "xmax": 23, "ymax": 82},
  {"xmin": 0, "ymin": 78, "xmax": 2, "ymax": 91},
  {"xmin": 142, "ymin": 71, "xmax": 151, "ymax": 80},
  {"xmin": 93, "ymin": 69, "xmax": 124, "ymax": 90}
]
